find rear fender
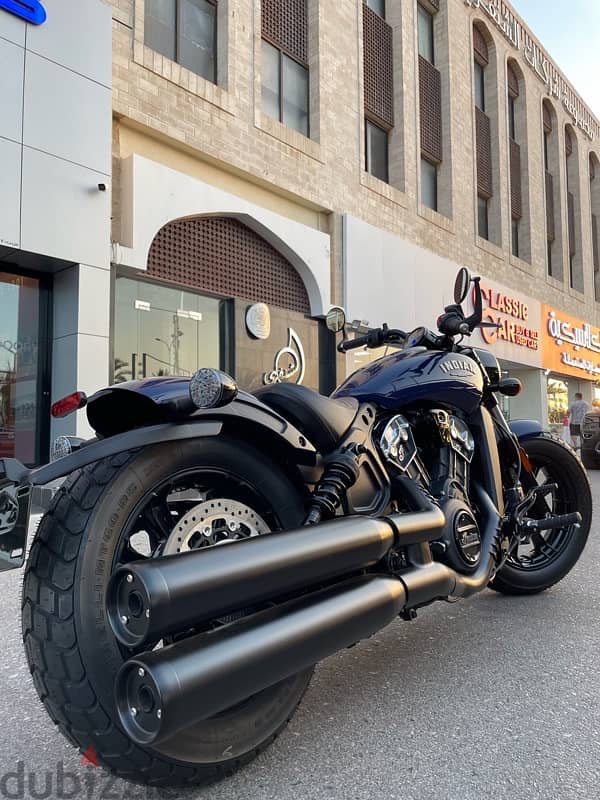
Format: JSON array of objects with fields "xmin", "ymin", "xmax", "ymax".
[
  {"xmin": 27, "ymin": 396, "xmax": 316, "ymax": 488},
  {"xmin": 0, "ymin": 395, "xmax": 317, "ymax": 571}
]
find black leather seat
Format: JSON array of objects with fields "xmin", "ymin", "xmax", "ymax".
[{"xmin": 254, "ymin": 384, "xmax": 359, "ymax": 453}]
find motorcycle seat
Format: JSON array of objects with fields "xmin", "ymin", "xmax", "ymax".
[{"xmin": 254, "ymin": 384, "xmax": 359, "ymax": 453}]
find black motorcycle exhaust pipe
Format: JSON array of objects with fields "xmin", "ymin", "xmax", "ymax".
[
  {"xmin": 115, "ymin": 575, "xmax": 406, "ymax": 745},
  {"xmin": 107, "ymin": 508, "xmax": 445, "ymax": 647}
]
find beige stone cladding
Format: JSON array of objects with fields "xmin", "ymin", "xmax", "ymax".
[{"xmin": 109, "ymin": 0, "xmax": 600, "ymax": 323}]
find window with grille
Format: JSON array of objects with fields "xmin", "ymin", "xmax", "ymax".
[
  {"xmin": 261, "ymin": 0, "xmax": 309, "ymax": 137},
  {"xmin": 418, "ymin": 2, "xmax": 441, "ymax": 211},
  {"xmin": 363, "ymin": 1, "xmax": 393, "ymax": 182},
  {"xmin": 473, "ymin": 25, "xmax": 492, "ymax": 240},
  {"xmin": 144, "ymin": 0, "xmax": 217, "ymax": 83},
  {"xmin": 507, "ymin": 63, "xmax": 522, "ymax": 257}
]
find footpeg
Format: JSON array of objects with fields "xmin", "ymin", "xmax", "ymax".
[{"xmin": 521, "ymin": 512, "xmax": 581, "ymax": 532}]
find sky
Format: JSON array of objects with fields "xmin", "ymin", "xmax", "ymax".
[{"xmin": 511, "ymin": 0, "xmax": 600, "ymax": 119}]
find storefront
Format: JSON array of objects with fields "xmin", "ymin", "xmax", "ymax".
[
  {"xmin": 111, "ymin": 156, "xmax": 334, "ymax": 397},
  {"xmin": 0, "ymin": 0, "xmax": 112, "ymax": 464},
  {"xmin": 541, "ymin": 305, "xmax": 599, "ymax": 427},
  {"xmin": 113, "ymin": 215, "xmax": 325, "ymax": 394}
]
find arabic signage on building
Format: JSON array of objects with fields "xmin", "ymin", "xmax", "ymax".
[
  {"xmin": 542, "ymin": 305, "xmax": 600, "ymax": 379},
  {"xmin": 464, "ymin": 0, "xmax": 599, "ymax": 141},
  {"xmin": 467, "ymin": 278, "xmax": 542, "ymax": 367}
]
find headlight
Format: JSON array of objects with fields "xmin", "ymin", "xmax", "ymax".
[{"xmin": 189, "ymin": 368, "xmax": 238, "ymax": 409}]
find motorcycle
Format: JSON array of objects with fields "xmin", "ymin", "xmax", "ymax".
[{"xmin": 0, "ymin": 268, "xmax": 591, "ymax": 787}]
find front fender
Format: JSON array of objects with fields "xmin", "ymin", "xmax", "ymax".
[{"xmin": 508, "ymin": 419, "xmax": 545, "ymax": 443}]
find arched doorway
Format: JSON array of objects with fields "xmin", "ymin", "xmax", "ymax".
[{"xmin": 113, "ymin": 216, "xmax": 319, "ymax": 390}]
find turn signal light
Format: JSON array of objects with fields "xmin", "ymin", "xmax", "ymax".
[{"xmin": 51, "ymin": 391, "xmax": 88, "ymax": 419}]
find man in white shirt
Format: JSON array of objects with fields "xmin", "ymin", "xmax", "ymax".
[{"xmin": 568, "ymin": 392, "xmax": 589, "ymax": 451}]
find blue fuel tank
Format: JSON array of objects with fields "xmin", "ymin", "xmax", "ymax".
[{"xmin": 333, "ymin": 347, "xmax": 484, "ymax": 415}]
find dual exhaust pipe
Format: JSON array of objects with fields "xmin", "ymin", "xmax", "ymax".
[{"xmin": 109, "ymin": 490, "xmax": 500, "ymax": 746}]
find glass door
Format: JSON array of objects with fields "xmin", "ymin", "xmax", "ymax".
[{"xmin": 0, "ymin": 271, "xmax": 51, "ymax": 466}]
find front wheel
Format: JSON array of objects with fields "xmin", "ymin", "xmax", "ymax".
[
  {"xmin": 22, "ymin": 437, "xmax": 313, "ymax": 787},
  {"xmin": 490, "ymin": 433, "xmax": 592, "ymax": 596}
]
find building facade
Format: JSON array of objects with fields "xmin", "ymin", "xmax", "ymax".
[{"xmin": 2, "ymin": 0, "xmax": 600, "ymax": 463}]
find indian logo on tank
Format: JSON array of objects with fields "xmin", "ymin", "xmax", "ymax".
[{"xmin": 439, "ymin": 358, "xmax": 476, "ymax": 377}]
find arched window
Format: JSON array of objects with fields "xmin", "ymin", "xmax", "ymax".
[
  {"xmin": 506, "ymin": 59, "xmax": 529, "ymax": 261},
  {"xmin": 565, "ymin": 125, "xmax": 583, "ymax": 291},
  {"xmin": 589, "ymin": 154, "xmax": 600, "ymax": 300},
  {"xmin": 543, "ymin": 100, "xmax": 563, "ymax": 279},
  {"xmin": 472, "ymin": 22, "xmax": 500, "ymax": 245}
]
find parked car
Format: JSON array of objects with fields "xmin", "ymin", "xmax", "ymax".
[{"xmin": 581, "ymin": 409, "xmax": 600, "ymax": 468}]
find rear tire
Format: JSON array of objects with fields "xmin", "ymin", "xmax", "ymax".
[
  {"xmin": 490, "ymin": 433, "xmax": 592, "ymax": 596},
  {"xmin": 22, "ymin": 438, "xmax": 313, "ymax": 787}
]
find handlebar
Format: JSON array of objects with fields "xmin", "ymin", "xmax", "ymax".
[{"xmin": 337, "ymin": 326, "xmax": 406, "ymax": 353}]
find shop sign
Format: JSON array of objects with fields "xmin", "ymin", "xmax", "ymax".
[
  {"xmin": 478, "ymin": 282, "xmax": 540, "ymax": 351},
  {"xmin": 263, "ymin": 328, "xmax": 305, "ymax": 385},
  {"xmin": 542, "ymin": 305, "xmax": 600, "ymax": 379},
  {"xmin": 464, "ymin": 0, "xmax": 598, "ymax": 141},
  {"xmin": 0, "ymin": 0, "xmax": 46, "ymax": 25}
]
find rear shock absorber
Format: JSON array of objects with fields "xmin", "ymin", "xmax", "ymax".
[{"xmin": 304, "ymin": 446, "xmax": 363, "ymax": 525}]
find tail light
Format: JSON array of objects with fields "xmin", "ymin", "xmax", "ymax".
[{"xmin": 51, "ymin": 391, "xmax": 87, "ymax": 419}]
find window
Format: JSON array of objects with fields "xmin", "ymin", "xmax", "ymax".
[
  {"xmin": 0, "ymin": 271, "xmax": 51, "ymax": 466},
  {"xmin": 511, "ymin": 218, "xmax": 519, "ymax": 258},
  {"xmin": 543, "ymin": 130, "xmax": 549, "ymax": 171},
  {"xmin": 421, "ymin": 157, "xmax": 437, "ymax": 211},
  {"xmin": 508, "ymin": 94, "xmax": 516, "ymax": 141},
  {"xmin": 144, "ymin": 0, "xmax": 217, "ymax": 83},
  {"xmin": 478, "ymin": 195, "xmax": 489, "ymax": 240},
  {"xmin": 417, "ymin": 4, "xmax": 434, "ymax": 64},
  {"xmin": 474, "ymin": 61, "xmax": 485, "ymax": 111},
  {"xmin": 261, "ymin": 40, "xmax": 309, "ymax": 136},
  {"xmin": 365, "ymin": 120, "xmax": 389, "ymax": 182},
  {"xmin": 114, "ymin": 277, "xmax": 227, "ymax": 380},
  {"xmin": 366, "ymin": 0, "xmax": 385, "ymax": 17}
]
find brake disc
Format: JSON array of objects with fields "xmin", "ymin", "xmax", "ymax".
[{"xmin": 163, "ymin": 498, "xmax": 270, "ymax": 555}]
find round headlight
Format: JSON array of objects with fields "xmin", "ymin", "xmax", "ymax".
[{"xmin": 189, "ymin": 368, "xmax": 238, "ymax": 409}]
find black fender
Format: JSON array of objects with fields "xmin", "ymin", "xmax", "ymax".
[
  {"xmin": 508, "ymin": 419, "xmax": 545, "ymax": 443},
  {"xmin": 3, "ymin": 386, "xmax": 317, "ymax": 488}
]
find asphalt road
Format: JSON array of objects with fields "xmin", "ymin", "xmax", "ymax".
[{"xmin": 1, "ymin": 474, "xmax": 600, "ymax": 800}]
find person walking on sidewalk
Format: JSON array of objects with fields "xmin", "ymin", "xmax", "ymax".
[{"xmin": 568, "ymin": 392, "xmax": 589, "ymax": 451}]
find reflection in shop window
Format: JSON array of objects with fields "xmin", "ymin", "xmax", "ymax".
[
  {"xmin": 547, "ymin": 378, "xmax": 569, "ymax": 425},
  {"xmin": 114, "ymin": 277, "xmax": 227, "ymax": 381}
]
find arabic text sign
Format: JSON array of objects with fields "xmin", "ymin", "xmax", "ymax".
[
  {"xmin": 542, "ymin": 305, "xmax": 600, "ymax": 379},
  {"xmin": 464, "ymin": 0, "xmax": 599, "ymax": 141}
]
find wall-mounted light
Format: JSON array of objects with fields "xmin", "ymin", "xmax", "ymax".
[{"xmin": 97, "ymin": 183, "xmax": 107, "ymax": 192}]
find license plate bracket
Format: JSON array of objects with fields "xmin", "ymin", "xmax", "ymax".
[{"xmin": 0, "ymin": 483, "xmax": 32, "ymax": 570}]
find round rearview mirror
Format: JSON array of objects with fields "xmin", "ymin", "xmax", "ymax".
[
  {"xmin": 454, "ymin": 267, "xmax": 471, "ymax": 305},
  {"xmin": 326, "ymin": 306, "xmax": 346, "ymax": 333}
]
